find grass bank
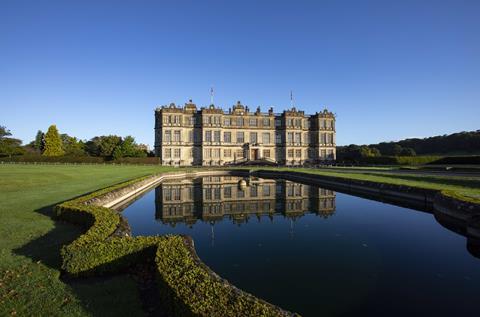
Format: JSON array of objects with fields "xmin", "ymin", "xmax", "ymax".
[{"xmin": 0, "ymin": 164, "xmax": 177, "ymax": 316}]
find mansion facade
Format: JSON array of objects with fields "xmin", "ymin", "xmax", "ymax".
[{"xmin": 154, "ymin": 100, "xmax": 336, "ymax": 166}]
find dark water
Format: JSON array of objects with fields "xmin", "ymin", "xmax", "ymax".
[{"xmin": 121, "ymin": 176, "xmax": 480, "ymax": 316}]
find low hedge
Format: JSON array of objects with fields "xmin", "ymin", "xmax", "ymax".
[{"xmin": 55, "ymin": 174, "xmax": 294, "ymax": 316}]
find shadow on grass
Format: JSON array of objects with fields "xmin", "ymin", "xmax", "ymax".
[{"xmin": 13, "ymin": 203, "xmax": 164, "ymax": 317}]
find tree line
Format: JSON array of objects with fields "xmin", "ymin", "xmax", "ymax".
[
  {"xmin": 338, "ymin": 130, "xmax": 480, "ymax": 161},
  {"xmin": 0, "ymin": 124, "xmax": 150, "ymax": 159}
]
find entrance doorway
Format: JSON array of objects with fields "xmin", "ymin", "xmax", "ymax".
[{"xmin": 251, "ymin": 149, "xmax": 259, "ymax": 160}]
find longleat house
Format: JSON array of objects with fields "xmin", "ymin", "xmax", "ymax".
[{"xmin": 154, "ymin": 100, "xmax": 336, "ymax": 166}]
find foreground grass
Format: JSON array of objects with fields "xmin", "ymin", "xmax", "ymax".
[{"xmin": 0, "ymin": 164, "xmax": 177, "ymax": 316}]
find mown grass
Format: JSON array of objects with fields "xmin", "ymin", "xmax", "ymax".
[
  {"xmin": 0, "ymin": 164, "xmax": 177, "ymax": 316},
  {"xmin": 247, "ymin": 167, "xmax": 480, "ymax": 203}
]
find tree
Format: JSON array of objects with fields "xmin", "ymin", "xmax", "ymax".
[
  {"xmin": 400, "ymin": 147, "xmax": 416, "ymax": 156},
  {"xmin": 43, "ymin": 125, "xmax": 65, "ymax": 156},
  {"xmin": 61, "ymin": 134, "xmax": 86, "ymax": 156},
  {"xmin": 34, "ymin": 130, "xmax": 45, "ymax": 152},
  {"xmin": 112, "ymin": 136, "xmax": 148, "ymax": 160},
  {"xmin": 0, "ymin": 126, "xmax": 25, "ymax": 157}
]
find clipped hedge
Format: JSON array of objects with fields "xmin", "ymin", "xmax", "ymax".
[{"xmin": 55, "ymin": 174, "xmax": 295, "ymax": 316}]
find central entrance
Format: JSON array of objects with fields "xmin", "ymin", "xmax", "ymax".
[{"xmin": 251, "ymin": 149, "xmax": 259, "ymax": 160}]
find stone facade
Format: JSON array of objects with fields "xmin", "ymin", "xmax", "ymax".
[{"xmin": 154, "ymin": 100, "xmax": 336, "ymax": 166}]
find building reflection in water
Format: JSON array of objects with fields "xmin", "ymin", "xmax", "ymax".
[{"xmin": 155, "ymin": 176, "xmax": 336, "ymax": 229}]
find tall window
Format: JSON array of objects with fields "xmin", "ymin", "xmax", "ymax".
[
  {"xmin": 288, "ymin": 149, "xmax": 294, "ymax": 158},
  {"xmin": 213, "ymin": 148, "xmax": 220, "ymax": 158},
  {"xmin": 295, "ymin": 133, "xmax": 301, "ymax": 144},
  {"xmin": 295, "ymin": 119, "xmax": 302, "ymax": 127},
  {"xmin": 276, "ymin": 133, "xmax": 282, "ymax": 144},
  {"xmin": 250, "ymin": 186, "xmax": 258, "ymax": 197},
  {"xmin": 224, "ymin": 118, "xmax": 231, "ymax": 126},
  {"xmin": 263, "ymin": 149, "xmax": 271, "ymax": 158},
  {"xmin": 174, "ymin": 131, "xmax": 181, "ymax": 142},
  {"xmin": 214, "ymin": 131, "xmax": 221, "ymax": 142},
  {"xmin": 237, "ymin": 117, "xmax": 244, "ymax": 126},
  {"xmin": 164, "ymin": 148, "xmax": 171, "ymax": 158},
  {"xmin": 174, "ymin": 149, "xmax": 181, "ymax": 158},
  {"xmin": 237, "ymin": 132, "xmax": 244, "ymax": 143},
  {"xmin": 250, "ymin": 132, "xmax": 257, "ymax": 144},
  {"xmin": 275, "ymin": 119, "xmax": 281, "ymax": 127},
  {"xmin": 224, "ymin": 149, "xmax": 231, "ymax": 157},
  {"xmin": 249, "ymin": 118, "xmax": 257, "ymax": 126},
  {"xmin": 205, "ymin": 131, "xmax": 212, "ymax": 142},
  {"xmin": 224, "ymin": 186, "xmax": 232, "ymax": 198},
  {"xmin": 287, "ymin": 132, "xmax": 293, "ymax": 144},
  {"xmin": 236, "ymin": 149, "xmax": 243, "ymax": 158},
  {"xmin": 164, "ymin": 131, "xmax": 171, "ymax": 142},
  {"xmin": 263, "ymin": 185, "xmax": 270, "ymax": 196},
  {"xmin": 262, "ymin": 132, "xmax": 270, "ymax": 144},
  {"xmin": 263, "ymin": 118, "xmax": 270, "ymax": 126},
  {"xmin": 224, "ymin": 132, "xmax": 231, "ymax": 143}
]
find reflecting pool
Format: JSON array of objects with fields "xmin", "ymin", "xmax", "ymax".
[{"xmin": 120, "ymin": 176, "xmax": 480, "ymax": 316}]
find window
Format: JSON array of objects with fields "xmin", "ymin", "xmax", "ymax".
[
  {"xmin": 288, "ymin": 149, "xmax": 294, "ymax": 158},
  {"xmin": 213, "ymin": 116, "xmax": 219, "ymax": 125},
  {"xmin": 205, "ymin": 189, "xmax": 212, "ymax": 200},
  {"xmin": 295, "ymin": 133, "xmax": 301, "ymax": 144},
  {"xmin": 250, "ymin": 132, "xmax": 257, "ymax": 144},
  {"xmin": 249, "ymin": 118, "xmax": 257, "ymax": 126},
  {"xmin": 164, "ymin": 148, "xmax": 171, "ymax": 158},
  {"xmin": 174, "ymin": 149, "xmax": 181, "ymax": 158},
  {"xmin": 263, "ymin": 118, "xmax": 270, "ymax": 126},
  {"xmin": 237, "ymin": 132, "xmax": 244, "ymax": 143},
  {"xmin": 295, "ymin": 149, "xmax": 302, "ymax": 157},
  {"xmin": 262, "ymin": 132, "xmax": 270, "ymax": 144},
  {"xmin": 188, "ymin": 131, "xmax": 193, "ymax": 142},
  {"xmin": 321, "ymin": 149, "xmax": 326, "ymax": 158},
  {"xmin": 236, "ymin": 149, "xmax": 243, "ymax": 158},
  {"xmin": 250, "ymin": 186, "xmax": 257, "ymax": 197},
  {"xmin": 237, "ymin": 190, "xmax": 245, "ymax": 198},
  {"xmin": 224, "ymin": 186, "xmax": 232, "ymax": 198},
  {"xmin": 287, "ymin": 132, "xmax": 293, "ymax": 144},
  {"xmin": 305, "ymin": 133, "xmax": 310, "ymax": 144},
  {"xmin": 237, "ymin": 117, "xmax": 244, "ymax": 126},
  {"xmin": 205, "ymin": 131, "xmax": 212, "ymax": 142},
  {"xmin": 287, "ymin": 118, "xmax": 294, "ymax": 127},
  {"xmin": 295, "ymin": 119, "xmax": 302, "ymax": 127},
  {"xmin": 224, "ymin": 132, "xmax": 231, "ymax": 143},
  {"xmin": 321, "ymin": 133, "xmax": 326, "ymax": 144},
  {"xmin": 224, "ymin": 149, "xmax": 231, "ymax": 157},
  {"xmin": 205, "ymin": 149, "xmax": 212, "ymax": 158},
  {"xmin": 174, "ymin": 131, "xmax": 181, "ymax": 142},
  {"xmin": 276, "ymin": 133, "xmax": 282, "ymax": 144},
  {"xmin": 263, "ymin": 149, "xmax": 271, "ymax": 158},
  {"xmin": 173, "ymin": 187, "xmax": 181, "ymax": 200},
  {"xmin": 214, "ymin": 187, "xmax": 221, "ymax": 199},
  {"xmin": 164, "ymin": 131, "xmax": 171, "ymax": 142},
  {"xmin": 263, "ymin": 185, "xmax": 270, "ymax": 196},
  {"xmin": 165, "ymin": 188, "xmax": 172, "ymax": 201},
  {"xmin": 190, "ymin": 117, "xmax": 196, "ymax": 125},
  {"xmin": 306, "ymin": 120, "xmax": 311, "ymax": 128},
  {"xmin": 213, "ymin": 148, "xmax": 220, "ymax": 158},
  {"xmin": 327, "ymin": 149, "xmax": 334, "ymax": 159},
  {"xmin": 224, "ymin": 118, "xmax": 231, "ymax": 126},
  {"xmin": 275, "ymin": 119, "xmax": 281, "ymax": 127},
  {"xmin": 214, "ymin": 131, "xmax": 221, "ymax": 142}
]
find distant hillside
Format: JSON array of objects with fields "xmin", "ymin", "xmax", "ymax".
[
  {"xmin": 337, "ymin": 130, "xmax": 480, "ymax": 163},
  {"xmin": 368, "ymin": 130, "xmax": 480, "ymax": 156}
]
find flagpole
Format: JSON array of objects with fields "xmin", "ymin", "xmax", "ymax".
[{"xmin": 210, "ymin": 87, "xmax": 214, "ymax": 105}]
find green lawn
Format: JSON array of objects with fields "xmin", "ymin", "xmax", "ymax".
[
  {"xmin": 0, "ymin": 164, "xmax": 177, "ymax": 316},
  {"xmin": 1, "ymin": 164, "xmax": 479, "ymax": 316}
]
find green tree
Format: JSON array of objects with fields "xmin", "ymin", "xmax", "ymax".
[
  {"xmin": 0, "ymin": 126, "xmax": 25, "ymax": 157},
  {"xmin": 34, "ymin": 130, "xmax": 45, "ymax": 152},
  {"xmin": 61, "ymin": 134, "xmax": 86, "ymax": 156},
  {"xmin": 43, "ymin": 125, "xmax": 65, "ymax": 156}
]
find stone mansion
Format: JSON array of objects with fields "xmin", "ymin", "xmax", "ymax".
[{"xmin": 154, "ymin": 100, "xmax": 336, "ymax": 166}]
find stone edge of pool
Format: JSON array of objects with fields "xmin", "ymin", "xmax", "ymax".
[{"xmin": 54, "ymin": 169, "xmax": 480, "ymax": 316}]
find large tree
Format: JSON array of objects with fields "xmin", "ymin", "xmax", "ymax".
[
  {"xmin": 34, "ymin": 130, "xmax": 45, "ymax": 152},
  {"xmin": 43, "ymin": 125, "xmax": 65, "ymax": 156},
  {"xmin": 60, "ymin": 134, "xmax": 86, "ymax": 156},
  {"xmin": 0, "ymin": 125, "xmax": 25, "ymax": 157}
]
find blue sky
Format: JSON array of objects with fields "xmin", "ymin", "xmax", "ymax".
[{"xmin": 2, "ymin": 0, "xmax": 479, "ymax": 148}]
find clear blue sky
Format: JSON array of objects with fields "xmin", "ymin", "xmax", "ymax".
[{"xmin": 2, "ymin": 0, "xmax": 479, "ymax": 149}]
